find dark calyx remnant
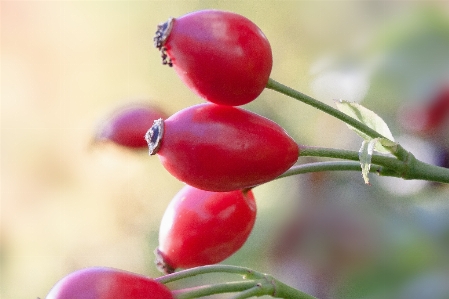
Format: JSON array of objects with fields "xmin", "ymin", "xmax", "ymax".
[
  {"xmin": 154, "ymin": 18, "xmax": 174, "ymax": 67},
  {"xmin": 145, "ymin": 118, "xmax": 164, "ymax": 155},
  {"xmin": 154, "ymin": 248, "xmax": 175, "ymax": 274}
]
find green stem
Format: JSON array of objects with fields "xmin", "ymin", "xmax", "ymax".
[
  {"xmin": 156, "ymin": 264, "xmax": 319, "ymax": 299},
  {"xmin": 266, "ymin": 78, "xmax": 410, "ymax": 160},
  {"xmin": 299, "ymin": 145, "xmax": 404, "ymax": 169},
  {"xmin": 298, "ymin": 145, "xmax": 449, "ymax": 183},
  {"xmin": 273, "ymin": 279, "xmax": 318, "ymax": 299},
  {"xmin": 299, "ymin": 145, "xmax": 362, "ymax": 160},
  {"xmin": 230, "ymin": 285, "xmax": 266, "ymax": 299},
  {"xmin": 155, "ymin": 265, "xmax": 264, "ymax": 284},
  {"xmin": 172, "ymin": 278, "xmax": 318, "ymax": 299},
  {"xmin": 276, "ymin": 161, "xmax": 397, "ymax": 178},
  {"xmin": 406, "ymin": 154, "xmax": 449, "ymax": 183},
  {"xmin": 172, "ymin": 280, "xmax": 259, "ymax": 299}
]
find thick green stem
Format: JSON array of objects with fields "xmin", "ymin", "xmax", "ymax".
[
  {"xmin": 230, "ymin": 285, "xmax": 267, "ymax": 299},
  {"xmin": 273, "ymin": 279, "xmax": 318, "ymax": 299},
  {"xmin": 156, "ymin": 265, "xmax": 318, "ymax": 299},
  {"xmin": 406, "ymin": 154, "xmax": 449, "ymax": 183},
  {"xmin": 299, "ymin": 145, "xmax": 405, "ymax": 170},
  {"xmin": 172, "ymin": 278, "xmax": 318, "ymax": 299},
  {"xmin": 173, "ymin": 280, "xmax": 259, "ymax": 299},
  {"xmin": 299, "ymin": 145, "xmax": 449, "ymax": 183},
  {"xmin": 155, "ymin": 265, "xmax": 264, "ymax": 284},
  {"xmin": 276, "ymin": 161, "xmax": 396, "ymax": 178},
  {"xmin": 266, "ymin": 78, "xmax": 410, "ymax": 160},
  {"xmin": 299, "ymin": 145, "xmax": 404, "ymax": 173}
]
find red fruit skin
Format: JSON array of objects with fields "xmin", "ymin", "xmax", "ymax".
[
  {"xmin": 156, "ymin": 103, "xmax": 299, "ymax": 191},
  {"xmin": 45, "ymin": 267, "xmax": 174, "ymax": 299},
  {"xmin": 400, "ymin": 86, "xmax": 449, "ymax": 134},
  {"xmin": 422, "ymin": 87, "xmax": 449, "ymax": 132},
  {"xmin": 163, "ymin": 10, "xmax": 272, "ymax": 106},
  {"xmin": 97, "ymin": 104, "xmax": 166, "ymax": 149},
  {"xmin": 157, "ymin": 185, "xmax": 257, "ymax": 271}
]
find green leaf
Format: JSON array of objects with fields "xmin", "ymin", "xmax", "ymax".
[
  {"xmin": 359, "ymin": 139, "xmax": 378, "ymax": 185},
  {"xmin": 336, "ymin": 100, "xmax": 396, "ymax": 153}
]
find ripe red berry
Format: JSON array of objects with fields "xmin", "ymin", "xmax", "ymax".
[
  {"xmin": 145, "ymin": 103, "xmax": 299, "ymax": 191},
  {"xmin": 45, "ymin": 267, "xmax": 174, "ymax": 299},
  {"xmin": 96, "ymin": 103, "xmax": 167, "ymax": 149},
  {"xmin": 156, "ymin": 185, "xmax": 257, "ymax": 273},
  {"xmin": 154, "ymin": 10, "xmax": 272, "ymax": 106}
]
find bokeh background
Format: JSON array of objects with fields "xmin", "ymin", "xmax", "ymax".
[{"xmin": 2, "ymin": 1, "xmax": 449, "ymax": 299}]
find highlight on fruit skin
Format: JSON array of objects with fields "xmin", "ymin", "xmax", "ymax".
[
  {"xmin": 154, "ymin": 9, "xmax": 273, "ymax": 106},
  {"xmin": 145, "ymin": 103, "xmax": 299, "ymax": 192},
  {"xmin": 95, "ymin": 102, "xmax": 167, "ymax": 149}
]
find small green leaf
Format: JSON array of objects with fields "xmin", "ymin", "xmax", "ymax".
[
  {"xmin": 359, "ymin": 139, "xmax": 378, "ymax": 185},
  {"xmin": 336, "ymin": 100, "xmax": 396, "ymax": 153}
]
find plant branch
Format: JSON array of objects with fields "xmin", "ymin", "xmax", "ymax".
[
  {"xmin": 299, "ymin": 145, "xmax": 405, "ymax": 169},
  {"xmin": 406, "ymin": 154, "xmax": 449, "ymax": 183},
  {"xmin": 298, "ymin": 145, "xmax": 449, "ymax": 183},
  {"xmin": 276, "ymin": 161, "xmax": 397, "ymax": 179},
  {"xmin": 156, "ymin": 264, "xmax": 319, "ymax": 299},
  {"xmin": 230, "ymin": 285, "xmax": 266, "ymax": 299},
  {"xmin": 266, "ymin": 78, "xmax": 410, "ymax": 160},
  {"xmin": 272, "ymin": 278, "xmax": 319, "ymax": 299},
  {"xmin": 172, "ymin": 280, "xmax": 259, "ymax": 299},
  {"xmin": 155, "ymin": 265, "xmax": 264, "ymax": 284}
]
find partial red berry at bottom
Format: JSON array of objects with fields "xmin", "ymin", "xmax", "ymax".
[
  {"xmin": 156, "ymin": 185, "xmax": 257, "ymax": 273},
  {"xmin": 45, "ymin": 267, "xmax": 174, "ymax": 299},
  {"xmin": 96, "ymin": 103, "xmax": 167, "ymax": 149}
]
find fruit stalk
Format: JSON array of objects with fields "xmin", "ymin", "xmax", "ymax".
[
  {"xmin": 154, "ymin": 265, "xmax": 265, "ymax": 284},
  {"xmin": 155, "ymin": 265, "xmax": 318, "ymax": 299},
  {"xmin": 266, "ymin": 78, "xmax": 410, "ymax": 161},
  {"xmin": 172, "ymin": 281, "xmax": 261, "ymax": 299},
  {"xmin": 276, "ymin": 161, "xmax": 388, "ymax": 178},
  {"xmin": 299, "ymin": 145, "xmax": 449, "ymax": 183}
]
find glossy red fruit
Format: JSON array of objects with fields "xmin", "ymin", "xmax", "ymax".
[
  {"xmin": 145, "ymin": 103, "xmax": 299, "ymax": 191},
  {"xmin": 96, "ymin": 103, "xmax": 167, "ymax": 149},
  {"xmin": 45, "ymin": 267, "xmax": 174, "ymax": 299},
  {"xmin": 156, "ymin": 185, "xmax": 257, "ymax": 273},
  {"xmin": 154, "ymin": 10, "xmax": 272, "ymax": 106}
]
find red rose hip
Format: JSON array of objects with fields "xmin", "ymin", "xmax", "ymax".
[
  {"xmin": 145, "ymin": 103, "xmax": 299, "ymax": 191},
  {"xmin": 156, "ymin": 185, "xmax": 257, "ymax": 273},
  {"xmin": 154, "ymin": 9, "xmax": 272, "ymax": 106},
  {"xmin": 45, "ymin": 267, "xmax": 174, "ymax": 299},
  {"xmin": 96, "ymin": 103, "xmax": 167, "ymax": 149},
  {"xmin": 399, "ymin": 86, "xmax": 449, "ymax": 134}
]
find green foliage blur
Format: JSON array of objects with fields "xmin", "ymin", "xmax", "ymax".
[{"xmin": 1, "ymin": 2, "xmax": 449, "ymax": 299}]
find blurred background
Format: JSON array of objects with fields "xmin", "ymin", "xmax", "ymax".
[{"xmin": 2, "ymin": 1, "xmax": 449, "ymax": 299}]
